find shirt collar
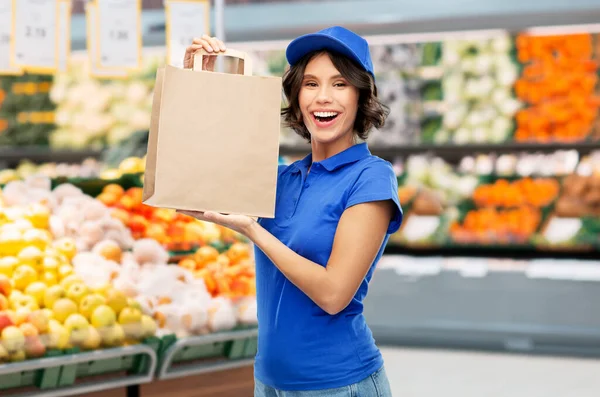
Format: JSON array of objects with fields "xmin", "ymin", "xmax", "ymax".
[{"xmin": 294, "ymin": 143, "xmax": 371, "ymax": 173}]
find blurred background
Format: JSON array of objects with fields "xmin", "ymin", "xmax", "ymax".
[{"xmin": 1, "ymin": 1, "xmax": 600, "ymax": 396}]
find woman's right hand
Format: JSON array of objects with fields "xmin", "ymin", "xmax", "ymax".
[{"xmin": 183, "ymin": 34, "xmax": 227, "ymax": 71}]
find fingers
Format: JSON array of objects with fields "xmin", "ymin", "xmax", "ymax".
[{"xmin": 191, "ymin": 35, "xmax": 226, "ymax": 53}]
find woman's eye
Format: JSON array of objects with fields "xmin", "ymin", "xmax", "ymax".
[
  {"xmin": 304, "ymin": 82, "xmax": 317, "ymax": 87},
  {"xmin": 334, "ymin": 82, "xmax": 347, "ymax": 87}
]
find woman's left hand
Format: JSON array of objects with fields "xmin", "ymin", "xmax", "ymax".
[{"xmin": 176, "ymin": 210, "xmax": 257, "ymax": 238}]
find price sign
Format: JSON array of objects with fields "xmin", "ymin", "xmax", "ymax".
[
  {"xmin": 86, "ymin": 2, "xmax": 128, "ymax": 79},
  {"xmin": 57, "ymin": 0, "xmax": 71, "ymax": 72},
  {"xmin": 0, "ymin": 1, "xmax": 21, "ymax": 75},
  {"xmin": 165, "ymin": 0, "xmax": 210, "ymax": 68},
  {"xmin": 96, "ymin": 0, "xmax": 142, "ymax": 70},
  {"xmin": 12, "ymin": 0, "xmax": 59, "ymax": 74}
]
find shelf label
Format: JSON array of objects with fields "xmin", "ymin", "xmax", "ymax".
[
  {"xmin": 165, "ymin": 0, "xmax": 210, "ymax": 68},
  {"xmin": 0, "ymin": 1, "xmax": 21, "ymax": 74},
  {"xmin": 86, "ymin": 2, "xmax": 128, "ymax": 79},
  {"xmin": 11, "ymin": 0, "xmax": 59, "ymax": 74},
  {"xmin": 57, "ymin": 0, "xmax": 72, "ymax": 72},
  {"xmin": 96, "ymin": 0, "xmax": 142, "ymax": 70}
]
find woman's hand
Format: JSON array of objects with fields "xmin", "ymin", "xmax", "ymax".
[
  {"xmin": 176, "ymin": 210, "xmax": 258, "ymax": 238},
  {"xmin": 183, "ymin": 35, "xmax": 227, "ymax": 70}
]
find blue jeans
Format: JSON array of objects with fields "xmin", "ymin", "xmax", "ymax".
[{"xmin": 254, "ymin": 366, "xmax": 393, "ymax": 396}]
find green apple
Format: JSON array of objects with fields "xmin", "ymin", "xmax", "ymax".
[
  {"xmin": 140, "ymin": 315, "xmax": 157, "ymax": 339},
  {"xmin": 100, "ymin": 324, "xmax": 125, "ymax": 347},
  {"xmin": 81, "ymin": 326, "xmax": 102, "ymax": 350},
  {"xmin": 105, "ymin": 289, "xmax": 128, "ymax": 315},
  {"xmin": 118, "ymin": 307, "xmax": 143, "ymax": 339}
]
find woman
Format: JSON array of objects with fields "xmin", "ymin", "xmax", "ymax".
[{"xmin": 181, "ymin": 26, "xmax": 402, "ymax": 396}]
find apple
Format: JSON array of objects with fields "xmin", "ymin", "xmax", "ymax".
[
  {"xmin": 57, "ymin": 264, "xmax": 74, "ymax": 280},
  {"xmin": 1, "ymin": 325, "xmax": 25, "ymax": 353},
  {"xmin": 43, "ymin": 285, "xmax": 66, "ymax": 309},
  {"xmin": 42, "ymin": 256, "xmax": 60, "ymax": 273},
  {"xmin": 41, "ymin": 271, "xmax": 58, "ymax": 286},
  {"xmin": 14, "ymin": 307, "xmax": 32, "ymax": 325},
  {"xmin": 0, "ymin": 312, "xmax": 15, "ymax": 332},
  {"xmin": 17, "ymin": 246, "xmax": 44, "ymax": 271},
  {"xmin": 127, "ymin": 298, "xmax": 143, "ymax": 313},
  {"xmin": 19, "ymin": 322, "xmax": 38, "ymax": 337},
  {"xmin": 66, "ymin": 282, "xmax": 89, "ymax": 305},
  {"xmin": 52, "ymin": 298, "xmax": 78, "ymax": 323},
  {"xmin": 9, "ymin": 350, "xmax": 26, "ymax": 362},
  {"xmin": 90, "ymin": 305, "xmax": 116, "ymax": 329},
  {"xmin": 25, "ymin": 281, "xmax": 47, "ymax": 307},
  {"xmin": 64, "ymin": 313, "xmax": 90, "ymax": 346},
  {"xmin": 140, "ymin": 315, "xmax": 157, "ymax": 339},
  {"xmin": 24, "ymin": 334, "xmax": 46, "ymax": 358},
  {"xmin": 0, "ymin": 256, "xmax": 18, "ymax": 277},
  {"xmin": 79, "ymin": 293, "xmax": 106, "ymax": 320},
  {"xmin": 81, "ymin": 326, "xmax": 102, "ymax": 350},
  {"xmin": 60, "ymin": 274, "xmax": 82, "ymax": 291},
  {"xmin": 12, "ymin": 264, "xmax": 38, "ymax": 291},
  {"xmin": 41, "ymin": 308, "xmax": 54, "ymax": 320},
  {"xmin": 0, "ymin": 274, "xmax": 12, "ymax": 296},
  {"xmin": 27, "ymin": 310, "xmax": 50, "ymax": 333},
  {"xmin": 100, "ymin": 324, "xmax": 125, "ymax": 347},
  {"xmin": 118, "ymin": 307, "xmax": 143, "ymax": 339},
  {"xmin": 11, "ymin": 294, "xmax": 38, "ymax": 312},
  {"xmin": 0, "ymin": 294, "xmax": 8, "ymax": 310},
  {"xmin": 105, "ymin": 289, "xmax": 128, "ymax": 315},
  {"xmin": 47, "ymin": 320, "xmax": 70, "ymax": 349},
  {"xmin": 53, "ymin": 238, "xmax": 77, "ymax": 261}
]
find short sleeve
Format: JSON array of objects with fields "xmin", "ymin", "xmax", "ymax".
[{"xmin": 345, "ymin": 160, "xmax": 403, "ymax": 234}]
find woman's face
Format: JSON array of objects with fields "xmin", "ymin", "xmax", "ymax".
[{"xmin": 298, "ymin": 53, "xmax": 359, "ymax": 145}]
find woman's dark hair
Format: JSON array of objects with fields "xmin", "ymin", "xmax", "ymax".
[{"xmin": 281, "ymin": 50, "xmax": 389, "ymax": 142}]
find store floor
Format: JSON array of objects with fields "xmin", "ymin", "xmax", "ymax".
[{"xmin": 381, "ymin": 347, "xmax": 600, "ymax": 397}]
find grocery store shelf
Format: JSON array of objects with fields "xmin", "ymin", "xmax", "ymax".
[
  {"xmin": 0, "ymin": 344, "xmax": 157, "ymax": 397},
  {"xmin": 0, "ymin": 147, "xmax": 103, "ymax": 167},
  {"xmin": 156, "ymin": 329, "xmax": 258, "ymax": 380},
  {"xmin": 280, "ymin": 141, "xmax": 600, "ymax": 162}
]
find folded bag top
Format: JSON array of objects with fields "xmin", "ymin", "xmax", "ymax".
[{"xmin": 142, "ymin": 48, "xmax": 282, "ymax": 218}]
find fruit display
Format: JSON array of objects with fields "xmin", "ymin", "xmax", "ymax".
[
  {"xmin": 98, "ymin": 184, "xmax": 246, "ymax": 252},
  {"xmin": 178, "ymin": 243, "xmax": 256, "ymax": 299},
  {"xmin": 422, "ymin": 34, "xmax": 522, "ymax": 144},
  {"xmin": 472, "ymin": 178, "xmax": 560, "ymax": 208},
  {"xmin": 514, "ymin": 33, "xmax": 600, "ymax": 143}
]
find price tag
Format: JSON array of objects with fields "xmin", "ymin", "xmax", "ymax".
[
  {"xmin": 96, "ymin": 0, "xmax": 142, "ymax": 70},
  {"xmin": 86, "ymin": 2, "xmax": 128, "ymax": 79},
  {"xmin": 0, "ymin": 1, "xmax": 21, "ymax": 75},
  {"xmin": 57, "ymin": 0, "xmax": 71, "ymax": 72},
  {"xmin": 11, "ymin": 0, "xmax": 59, "ymax": 74},
  {"xmin": 165, "ymin": 0, "xmax": 211, "ymax": 68}
]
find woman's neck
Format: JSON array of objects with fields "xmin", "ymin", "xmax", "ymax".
[{"xmin": 310, "ymin": 134, "xmax": 355, "ymax": 163}]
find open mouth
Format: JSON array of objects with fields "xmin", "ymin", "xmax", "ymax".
[{"xmin": 312, "ymin": 111, "xmax": 339, "ymax": 123}]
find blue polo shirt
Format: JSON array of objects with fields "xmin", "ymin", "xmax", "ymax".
[{"xmin": 254, "ymin": 143, "xmax": 403, "ymax": 391}]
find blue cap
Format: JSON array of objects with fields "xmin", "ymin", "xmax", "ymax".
[{"xmin": 286, "ymin": 26, "xmax": 374, "ymax": 77}]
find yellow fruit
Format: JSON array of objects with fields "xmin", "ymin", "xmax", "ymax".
[
  {"xmin": 52, "ymin": 238, "xmax": 77, "ymax": 261},
  {"xmin": 90, "ymin": 305, "xmax": 116, "ymax": 329},
  {"xmin": 41, "ymin": 271, "xmax": 58, "ymax": 286},
  {"xmin": 41, "ymin": 308, "xmax": 54, "ymax": 320},
  {"xmin": 22, "ymin": 229, "xmax": 51, "ymax": 251},
  {"xmin": 119, "ymin": 307, "xmax": 143, "ymax": 339},
  {"xmin": 47, "ymin": 320, "xmax": 70, "ymax": 349},
  {"xmin": 52, "ymin": 298, "xmax": 78, "ymax": 324},
  {"xmin": 27, "ymin": 310, "xmax": 50, "ymax": 333},
  {"xmin": 59, "ymin": 274, "xmax": 81, "ymax": 291},
  {"xmin": 42, "ymin": 256, "xmax": 60, "ymax": 273},
  {"xmin": 57, "ymin": 264, "xmax": 73, "ymax": 280},
  {"xmin": 0, "ymin": 257, "xmax": 18, "ymax": 277},
  {"xmin": 100, "ymin": 324, "xmax": 125, "ymax": 347},
  {"xmin": 10, "ymin": 294, "xmax": 38, "ymax": 312},
  {"xmin": 12, "ymin": 265, "xmax": 38, "ymax": 290},
  {"xmin": 81, "ymin": 326, "xmax": 102, "ymax": 350},
  {"xmin": 105, "ymin": 289, "xmax": 128, "ymax": 315},
  {"xmin": 140, "ymin": 315, "xmax": 157, "ymax": 339},
  {"xmin": 24, "ymin": 282, "xmax": 47, "ymax": 307},
  {"xmin": 17, "ymin": 246, "xmax": 44, "ymax": 271},
  {"xmin": 43, "ymin": 285, "xmax": 66, "ymax": 309},
  {"xmin": 79, "ymin": 294, "xmax": 106, "ymax": 320},
  {"xmin": 25, "ymin": 204, "xmax": 51, "ymax": 230},
  {"xmin": 66, "ymin": 282, "xmax": 89, "ymax": 304},
  {"xmin": 63, "ymin": 313, "xmax": 90, "ymax": 346}
]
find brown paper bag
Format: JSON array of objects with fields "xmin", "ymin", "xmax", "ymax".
[{"xmin": 142, "ymin": 49, "xmax": 282, "ymax": 218}]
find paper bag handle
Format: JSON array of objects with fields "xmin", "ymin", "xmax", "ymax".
[{"xmin": 192, "ymin": 48, "xmax": 253, "ymax": 76}]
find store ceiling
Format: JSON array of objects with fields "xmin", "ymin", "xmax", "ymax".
[{"xmin": 69, "ymin": 0, "xmax": 600, "ymax": 50}]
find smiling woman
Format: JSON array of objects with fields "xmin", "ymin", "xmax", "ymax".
[{"xmin": 180, "ymin": 26, "xmax": 403, "ymax": 397}]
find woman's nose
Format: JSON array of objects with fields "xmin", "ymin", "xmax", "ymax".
[{"xmin": 315, "ymin": 86, "xmax": 333, "ymax": 103}]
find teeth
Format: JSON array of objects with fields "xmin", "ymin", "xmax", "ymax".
[{"xmin": 314, "ymin": 111, "xmax": 338, "ymax": 118}]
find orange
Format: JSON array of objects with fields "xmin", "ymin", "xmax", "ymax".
[
  {"xmin": 193, "ymin": 246, "xmax": 219, "ymax": 265},
  {"xmin": 102, "ymin": 184, "xmax": 125, "ymax": 198}
]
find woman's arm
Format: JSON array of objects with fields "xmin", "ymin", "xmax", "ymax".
[
  {"xmin": 248, "ymin": 200, "xmax": 394, "ymax": 315},
  {"xmin": 181, "ymin": 199, "xmax": 394, "ymax": 315}
]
